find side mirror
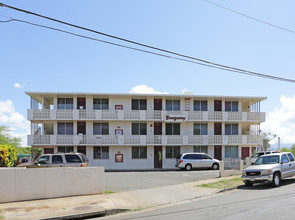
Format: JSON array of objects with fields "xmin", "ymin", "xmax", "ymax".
[{"xmin": 251, "ymin": 162, "xmax": 254, "ymax": 165}]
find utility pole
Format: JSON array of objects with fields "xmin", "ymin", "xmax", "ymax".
[{"xmin": 278, "ymin": 137, "xmax": 280, "ymax": 150}]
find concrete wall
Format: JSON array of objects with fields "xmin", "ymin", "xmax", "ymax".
[{"xmin": 0, "ymin": 167, "xmax": 105, "ymax": 203}]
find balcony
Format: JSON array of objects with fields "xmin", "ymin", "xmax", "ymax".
[
  {"xmin": 28, "ymin": 134, "xmax": 263, "ymax": 146},
  {"xmin": 28, "ymin": 109, "xmax": 265, "ymax": 122}
]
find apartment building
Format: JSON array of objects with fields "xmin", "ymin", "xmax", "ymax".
[{"xmin": 26, "ymin": 92, "xmax": 266, "ymax": 170}]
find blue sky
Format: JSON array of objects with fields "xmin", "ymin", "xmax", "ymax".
[{"xmin": 1, "ymin": 0, "xmax": 295, "ymax": 147}]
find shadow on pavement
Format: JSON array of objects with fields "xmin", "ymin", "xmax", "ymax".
[{"xmin": 237, "ymin": 178, "xmax": 295, "ymax": 190}]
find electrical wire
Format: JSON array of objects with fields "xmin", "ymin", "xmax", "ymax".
[
  {"xmin": 1, "ymin": 3, "xmax": 295, "ymax": 83},
  {"xmin": 205, "ymin": 0, "xmax": 295, "ymax": 34}
]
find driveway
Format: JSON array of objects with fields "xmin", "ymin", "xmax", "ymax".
[{"xmin": 105, "ymin": 170, "xmax": 219, "ymax": 192}]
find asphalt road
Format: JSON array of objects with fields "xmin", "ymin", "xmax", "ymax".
[
  {"xmin": 102, "ymin": 178, "xmax": 295, "ymax": 220},
  {"xmin": 105, "ymin": 170, "xmax": 219, "ymax": 192}
]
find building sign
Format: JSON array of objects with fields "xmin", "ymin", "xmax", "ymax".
[
  {"xmin": 115, "ymin": 154, "xmax": 123, "ymax": 163},
  {"xmin": 165, "ymin": 115, "xmax": 186, "ymax": 122}
]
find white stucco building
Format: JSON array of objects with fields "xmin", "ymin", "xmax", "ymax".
[{"xmin": 26, "ymin": 92, "xmax": 266, "ymax": 170}]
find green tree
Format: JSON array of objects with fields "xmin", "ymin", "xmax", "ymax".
[
  {"xmin": 0, "ymin": 126, "xmax": 22, "ymax": 148},
  {"xmin": 0, "ymin": 144, "xmax": 17, "ymax": 167}
]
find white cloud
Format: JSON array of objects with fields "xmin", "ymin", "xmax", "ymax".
[
  {"xmin": 261, "ymin": 95, "xmax": 295, "ymax": 145},
  {"xmin": 14, "ymin": 83, "xmax": 22, "ymax": 88},
  {"xmin": 0, "ymin": 100, "xmax": 30, "ymax": 147},
  {"xmin": 129, "ymin": 85, "xmax": 168, "ymax": 94}
]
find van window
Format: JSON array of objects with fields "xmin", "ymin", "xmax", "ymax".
[
  {"xmin": 65, "ymin": 155, "xmax": 82, "ymax": 163},
  {"xmin": 203, "ymin": 154, "xmax": 212, "ymax": 159},
  {"xmin": 192, "ymin": 154, "xmax": 202, "ymax": 159}
]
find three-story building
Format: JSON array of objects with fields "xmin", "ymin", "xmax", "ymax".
[{"xmin": 26, "ymin": 92, "xmax": 266, "ymax": 170}]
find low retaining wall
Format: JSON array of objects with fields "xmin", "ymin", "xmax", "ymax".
[{"xmin": 0, "ymin": 167, "xmax": 105, "ymax": 203}]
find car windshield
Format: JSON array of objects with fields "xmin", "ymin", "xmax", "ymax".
[{"xmin": 254, "ymin": 155, "xmax": 280, "ymax": 165}]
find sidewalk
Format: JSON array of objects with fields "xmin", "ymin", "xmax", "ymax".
[{"xmin": 0, "ymin": 176, "xmax": 238, "ymax": 220}]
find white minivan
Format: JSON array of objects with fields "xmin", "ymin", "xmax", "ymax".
[{"xmin": 176, "ymin": 153, "xmax": 220, "ymax": 171}]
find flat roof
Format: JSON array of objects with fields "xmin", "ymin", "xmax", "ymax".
[{"xmin": 25, "ymin": 91, "xmax": 267, "ymax": 103}]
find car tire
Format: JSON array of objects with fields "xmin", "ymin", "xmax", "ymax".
[
  {"xmin": 272, "ymin": 172, "xmax": 280, "ymax": 187},
  {"xmin": 245, "ymin": 182, "xmax": 253, "ymax": 187},
  {"xmin": 212, "ymin": 163, "xmax": 219, "ymax": 170},
  {"xmin": 185, "ymin": 164, "xmax": 192, "ymax": 171}
]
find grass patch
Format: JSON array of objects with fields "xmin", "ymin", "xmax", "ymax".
[
  {"xmin": 105, "ymin": 190, "xmax": 116, "ymax": 194},
  {"xmin": 0, "ymin": 210, "xmax": 3, "ymax": 219},
  {"xmin": 196, "ymin": 177, "xmax": 243, "ymax": 189},
  {"xmin": 131, "ymin": 206, "xmax": 156, "ymax": 212}
]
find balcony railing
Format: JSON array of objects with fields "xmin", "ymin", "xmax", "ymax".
[
  {"xmin": 28, "ymin": 109, "xmax": 265, "ymax": 122},
  {"xmin": 28, "ymin": 134, "xmax": 263, "ymax": 146}
]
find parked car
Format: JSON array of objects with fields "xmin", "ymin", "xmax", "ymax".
[
  {"xmin": 242, "ymin": 152, "xmax": 295, "ymax": 187},
  {"xmin": 250, "ymin": 150, "xmax": 281, "ymax": 164},
  {"xmin": 176, "ymin": 153, "xmax": 220, "ymax": 171},
  {"xmin": 17, "ymin": 152, "xmax": 89, "ymax": 168}
]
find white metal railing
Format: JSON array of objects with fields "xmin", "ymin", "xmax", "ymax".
[
  {"xmin": 28, "ymin": 109, "xmax": 265, "ymax": 122},
  {"xmin": 28, "ymin": 134, "xmax": 263, "ymax": 146}
]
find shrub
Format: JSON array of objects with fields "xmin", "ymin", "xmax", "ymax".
[{"xmin": 0, "ymin": 145, "xmax": 17, "ymax": 167}]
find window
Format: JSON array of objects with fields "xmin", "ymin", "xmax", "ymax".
[
  {"xmin": 225, "ymin": 124, "xmax": 238, "ymax": 135},
  {"xmin": 225, "ymin": 146, "xmax": 238, "ymax": 158},
  {"xmin": 288, "ymin": 153, "xmax": 295, "ymax": 162},
  {"xmin": 57, "ymin": 123, "xmax": 73, "ymax": 135},
  {"xmin": 65, "ymin": 155, "xmax": 82, "ymax": 163},
  {"xmin": 93, "ymin": 98, "xmax": 109, "ymax": 110},
  {"xmin": 281, "ymin": 154, "xmax": 289, "ymax": 163},
  {"xmin": 37, "ymin": 156, "xmax": 50, "ymax": 164},
  {"xmin": 225, "ymin": 101, "xmax": 238, "ymax": 112},
  {"xmin": 193, "ymin": 123, "xmax": 208, "ymax": 135},
  {"xmin": 93, "ymin": 123, "xmax": 109, "ymax": 135},
  {"xmin": 58, "ymin": 146, "xmax": 74, "ymax": 153},
  {"xmin": 132, "ymin": 99, "xmax": 147, "ymax": 110},
  {"xmin": 132, "ymin": 123, "xmax": 147, "ymax": 135},
  {"xmin": 203, "ymin": 154, "xmax": 212, "ymax": 159},
  {"xmin": 166, "ymin": 100, "xmax": 180, "ymax": 111},
  {"xmin": 132, "ymin": 146, "xmax": 147, "ymax": 159},
  {"xmin": 166, "ymin": 123, "xmax": 180, "ymax": 135},
  {"xmin": 57, "ymin": 98, "xmax": 73, "ymax": 109},
  {"xmin": 93, "ymin": 146, "xmax": 109, "ymax": 159},
  {"xmin": 194, "ymin": 146, "xmax": 208, "ymax": 154},
  {"xmin": 194, "ymin": 101, "xmax": 207, "ymax": 111},
  {"xmin": 166, "ymin": 146, "xmax": 180, "ymax": 158},
  {"xmin": 183, "ymin": 154, "xmax": 202, "ymax": 160},
  {"xmin": 52, "ymin": 155, "xmax": 63, "ymax": 164}
]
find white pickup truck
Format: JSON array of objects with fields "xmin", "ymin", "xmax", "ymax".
[{"xmin": 242, "ymin": 152, "xmax": 295, "ymax": 187}]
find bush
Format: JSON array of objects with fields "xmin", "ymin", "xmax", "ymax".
[{"xmin": 0, "ymin": 145, "xmax": 18, "ymax": 167}]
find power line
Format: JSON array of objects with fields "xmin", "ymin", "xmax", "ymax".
[
  {"xmin": 1, "ymin": 17, "xmax": 266, "ymax": 78},
  {"xmin": 1, "ymin": 3, "xmax": 295, "ymax": 83},
  {"xmin": 205, "ymin": 0, "xmax": 295, "ymax": 34}
]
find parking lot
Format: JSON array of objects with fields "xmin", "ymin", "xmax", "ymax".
[{"xmin": 105, "ymin": 170, "xmax": 219, "ymax": 192}]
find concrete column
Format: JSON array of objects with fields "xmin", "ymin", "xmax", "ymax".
[
  {"xmin": 219, "ymin": 161, "xmax": 224, "ymax": 177},
  {"xmin": 239, "ymin": 160, "xmax": 244, "ymax": 171}
]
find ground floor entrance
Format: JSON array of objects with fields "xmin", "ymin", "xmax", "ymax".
[{"xmin": 154, "ymin": 146, "xmax": 162, "ymax": 168}]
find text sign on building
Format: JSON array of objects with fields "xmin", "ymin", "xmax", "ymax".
[{"xmin": 165, "ymin": 115, "xmax": 186, "ymax": 122}]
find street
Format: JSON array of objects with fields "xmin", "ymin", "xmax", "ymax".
[{"xmin": 101, "ymin": 178, "xmax": 295, "ymax": 220}]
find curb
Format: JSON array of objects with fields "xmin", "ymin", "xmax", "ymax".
[
  {"xmin": 216, "ymin": 186, "xmax": 238, "ymax": 194},
  {"xmin": 39, "ymin": 209, "xmax": 129, "ymax": 220}
]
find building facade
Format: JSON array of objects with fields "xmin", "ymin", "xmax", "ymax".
[{"xmin": 26, "ymin": 92, "xmax": 266, "ymax": 170}]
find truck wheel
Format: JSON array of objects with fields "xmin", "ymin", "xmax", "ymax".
[
  {"xmin": 272, "ymin": 173, "xmax": 280, "ymax": 187},
  {"xmin": 185, "ymin": 164, "xmax": 192, "ymax": 171}
]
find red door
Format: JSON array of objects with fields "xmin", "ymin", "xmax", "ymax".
[
  {"xmin": 77, "ymin": 122, "xmax": 86, "ymax": 135},
  {"xmin": 214, "ymin": 146, "xmax": 222, "ymax": 160},
  {"xmin": 78, "ymin": 146, "xmax": 86, "ymax": 155},
  {"xmin": 214, "ymin": 100, "xmax": 222, "ymax": 111},
  {"xmin": 242, "ymin": 147, "xmax": 250, "ymax": 160},
  {"xmin": 44, "ymin": 148, "xmax": 54, "ymax": 154},
  {"xmin": 154, "ymin": 123, "xmax": 162, "ymax": 135},
  {"xmin": 77, "ymin": 98, "xmax": 86, "ymax": 109},
  {"xmin": 154, "ymin": 99, "xmax": 162, "ymax": 110},
  {"xmin": 214, "ymin": 123, "xmax": 222, "ymax": 135}
]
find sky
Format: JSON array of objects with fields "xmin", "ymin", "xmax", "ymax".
[{"xmin": 1, "ymin": 0, "xmax": 295, "ymax": 147}]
